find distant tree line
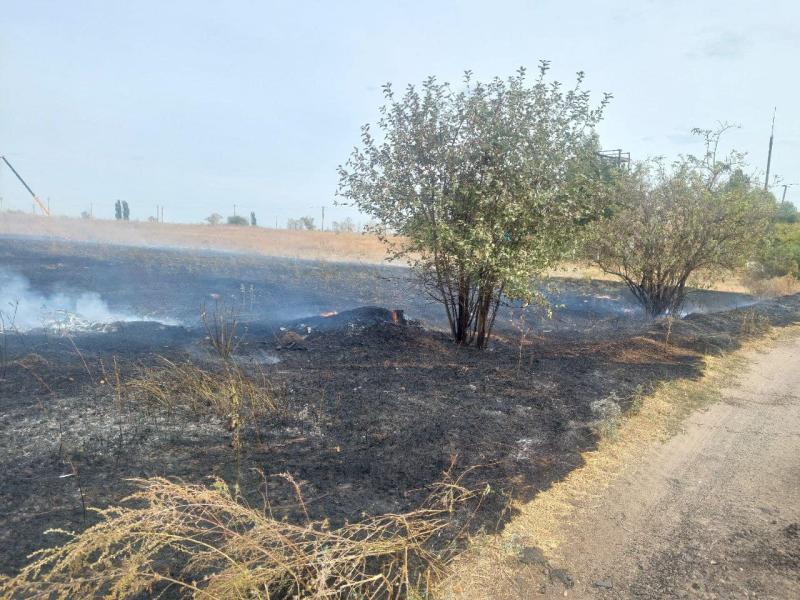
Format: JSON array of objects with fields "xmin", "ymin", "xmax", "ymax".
[
  {"xmin": 203, "ymin": 211, "xmax": 365, "ymax": 233},
  {"xmin": 205, "ymin": 212, "xmax": 259, "ymax": 226},
  {"xmin": 775, "ymin": 201, "xmax": 799, "ymax": 224},
  {"xmin": 331, "ymin": 217, "xmax": 356, "ymax": 233},
  {"xmin": 287, "ymin": 216, "xmax": 316, "ymax": 230}
]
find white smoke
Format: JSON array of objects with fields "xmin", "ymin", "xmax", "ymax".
[{"xmin": 0, "ymin": 270, "xmax": 144, "ymax": 332}]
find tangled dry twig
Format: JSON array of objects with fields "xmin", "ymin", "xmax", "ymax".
[{"xmin": 0, "ymin": 469, "xmax": 484, "ymax": 599}]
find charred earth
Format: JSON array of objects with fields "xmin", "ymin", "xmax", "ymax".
[{"xmin": 1, "ymin": 237, "xmax": 799, "ymax": 576}]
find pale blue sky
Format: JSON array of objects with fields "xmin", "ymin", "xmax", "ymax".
[{"xmin": 1, "ymin": 0, "xmax": 798, "ymax": 224}]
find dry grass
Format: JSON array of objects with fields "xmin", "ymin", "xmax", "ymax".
[
  {"xmin": 545, "ymin": 261, "xmax": 617, "ymax": 282},
  {"xmin": 0, "ymin": 471, "xmax": 483, "ymax": 599},
  {"xmin": 201, "ymin": 301, "xmax": 242, "ymax": 361},
  {"xmin": 0, "ymin": 213, "xmax": 392, "ymax": 264},
  {"xmin": 123, "ymin": 355, "xmax": 279, "ymax": 493},
  {"xmin": 549, "ymin": 261, "xmax": 778, "ymax": 295},
  {"xmin": 123, "ymin": 357, "xmax": 278, "ymax": 424},
  {"xmin": 740, "ymin": 273, "xmax": 800, "ymax": 297},
  {"xmin": 439, "ymin": 325, "xmax": 800, "ymax": 599},
  {"xmin": 4, "ymin": 214, "xmax": 786, "ymax": 295},
  {"xmin": 738, "ymin": 309, "xmax": 773, "ymax": 336},
  {"xmin": 2, "ymin": 296, "xmax": 488, "ymax": 598}
]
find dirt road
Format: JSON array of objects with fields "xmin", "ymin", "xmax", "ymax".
[{"xmin": 548, "ymin": 334, "xmax": 800, "ymax": 599}]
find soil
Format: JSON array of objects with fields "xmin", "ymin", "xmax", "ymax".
[
  {"xmin": 534, "ymin": 334, "xmax": 800, "ymax": 599},
  {"xmin": 1, "ymin": 237, "xmax": 799, "ymax": 587}
]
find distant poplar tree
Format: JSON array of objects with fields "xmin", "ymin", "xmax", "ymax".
[
  {"xmin": 122, "ymin": 201, "xmax": 130, "ymax": 221},
  {"xmin": 250, "ymin": 211, "xmax": 257, "ymax": 226},
  {"xmin": 114, "ymin": 200, "xmax": 122, "ymax": 220}
]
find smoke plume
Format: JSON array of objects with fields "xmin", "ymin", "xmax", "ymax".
[{"xmin": 0, "ymin": 269, "xmax": 141, "ymax": 331}]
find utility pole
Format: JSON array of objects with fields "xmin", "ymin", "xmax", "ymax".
[
  {"xmin": 321, "ymin": 206, "xmax": 325, "ymax": 231},
  {"xmin": 0, "ymin": 155, "xmax": 50, "ymax": 215},
  {"xmin": 764, "ymin": 108, "xmax": 776, "ymax": 191},
  {"xmin": 782, "ymin": 184, "xmax": 797, "ymax": 203},
  {"xmin": 233, "ymin": 204, "xmax": 237, "ymax": 217}
]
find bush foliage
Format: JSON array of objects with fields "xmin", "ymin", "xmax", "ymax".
[
  {"xmin": 758, "ymin": 222, "xmax": 800, "ymax": 279},
  {"xmin": 338, "ymin": 63, "xmax": 611, "ymax": 347},
  {"xmin": 587, "ymin": 126, "xmax": 775, "ymax": 316},
  {"xmin": 227, "ymin": 215, "xmax": 249, "ymax": 226}
]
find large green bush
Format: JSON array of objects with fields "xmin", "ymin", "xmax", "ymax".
[
  {"xmin": 586, "ymin": 126, "xmax": 775, "ymax": 317},
  {"xmin": 338, "ymin": 64, "xmax": 611, "ymax": 347}
]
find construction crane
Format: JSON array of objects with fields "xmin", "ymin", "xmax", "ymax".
[{"xmin": 1, "ymin": 155, "xmax": 50, "ymax": 215}]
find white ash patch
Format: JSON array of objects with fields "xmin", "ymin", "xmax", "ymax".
[
  {"xmin": 296, "ymin": 405, "xmax": 324, "ymax": 438},
  {"xmin": 235, "ymin": 350, "xmax": 281, "ymax": 366},
  {"xmin": 513, "ymin": 435, "xmax": 546, "ymax": 461},
  {"xmin": 590, "ymin": 393, "xmax": 622, "ymax": 422}
]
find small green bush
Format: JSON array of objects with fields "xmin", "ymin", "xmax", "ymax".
[
  {"xmin": 227, "ymin": 215, "xmax": 249, "ymax": 226},
  {"xmin": 287, "ymin": 216, "xmax": 316, "ymax": 230}
]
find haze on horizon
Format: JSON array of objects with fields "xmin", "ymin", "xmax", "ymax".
[{"xmin": 1, "ymin": 0, "xmax": 798, "ymax": 224}]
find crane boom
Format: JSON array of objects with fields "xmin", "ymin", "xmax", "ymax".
[{"xmin": 1, "ymin": 155, "xmax": 50, "ymax": 216}]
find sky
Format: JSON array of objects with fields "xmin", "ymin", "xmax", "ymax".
[{"xmin": 1, "ymin": 0, "xmax": 798, "ymax": 225}]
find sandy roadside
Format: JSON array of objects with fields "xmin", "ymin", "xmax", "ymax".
[{"xmin": 537, "ymin": 332, "xmax": 800, "ymax": 598}]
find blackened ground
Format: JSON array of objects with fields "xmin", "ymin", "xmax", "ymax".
[
  {"xmin": 0, "ymin": 237, "xmax": 798, "ymax": 578},
  {"xmin": 0, "ymin": 238, "xmax": 757, "ymax": 337}
]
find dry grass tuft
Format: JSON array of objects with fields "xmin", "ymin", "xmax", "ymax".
[
  {"xmin": 201, "ymin": 301, "xmax": 241, "ymax": 360},
  {"xmin": 124, "ymin": 357, "xmax": 278, "ymax": 424},
  {"xmin": 0, "ymin": 472, "xmax": 483, "ymax": 599},
  {"xmin": 739, "ymin": 309, "xmax": 772, "ymax": 336},
  {"xmin": 123, "ymin": 356, "xmax": 279, "ymax": 490},
  {"xmin": 742, "ymin": 273, "xmax": 800, "ymax": 297}
]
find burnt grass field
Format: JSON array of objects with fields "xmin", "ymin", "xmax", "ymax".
[{"xmin": 1, "ymin": 236, "xmax": 800, "ymax": 575}]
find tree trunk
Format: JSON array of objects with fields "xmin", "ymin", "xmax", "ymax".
[
  {"xmin": 633, "ymin": 281, "xmax": 689, "ymax": 318},
  {"xmin": 473, "ymin": 282, "xmax": 501, "ymax": 349},
  {"xmin": 441, "ymin": 270, "xmax": 502, "ymax": 348},
  {"xmin": 454, "ymin": 276, "xmax": 471, "ymax": 344}
]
